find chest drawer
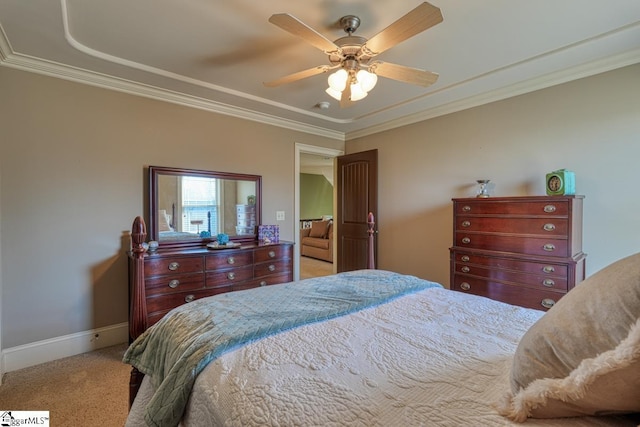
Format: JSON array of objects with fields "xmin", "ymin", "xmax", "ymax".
[
  {"xmin": 145, "ymin": 272, "xmax": 205, "ymax": 296},
  {"xmin": 205, "ymin": 251, "xmax": 253, "ymax": 269},
  {"xmin": 452, "ymin": 275, "xmax": 562, "ymax": 311},
  {"xmin": 455, "ymin": 200, "xmax": 569, "ymax": 216},
  {"xmin": 254, "ymin": 245, "xmax": 292, "ymax": 263},
  {"xmin": 206, "ymin": 265, "xmax": 254, "ymax": 288},
  {"xmin": 453, "ymin": 265, "xmax": 568, "ymax": 291},
  {"xmin": 455, "ymin": 217, "xmax": 568, "ymax": 236},
  {"xmin": 453, "ymin": 252, "xmax": 568, "ymax": 277},
  {"xmin": 144, "ymin": 256, "xmax": 204, "ymax": 276},
  {"xmin": 455, "ymin": 233, "xmax": 569, "ymax": 257}
]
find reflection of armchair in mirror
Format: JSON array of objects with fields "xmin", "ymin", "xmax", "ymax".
[{"xmin": 150, "ymin": 166, "xmax": 261, "ymax": 249}]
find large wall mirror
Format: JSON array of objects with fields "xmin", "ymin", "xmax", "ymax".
[{"xmin": 149, "ymin": 166, "xmax": 261, "ymax": 248}]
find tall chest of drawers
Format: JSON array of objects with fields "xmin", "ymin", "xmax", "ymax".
[
  {"xmin": 129, "ymin": 242, "xmax": 293, "ymax": 334},
  {"xmin": 450, "ymin": 196, "xmax": 585, "ymax": 310}
]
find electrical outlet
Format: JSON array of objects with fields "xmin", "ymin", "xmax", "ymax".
[{"xmin": 276, "ymin": 211, "xmax": 285, "ymax": 221}]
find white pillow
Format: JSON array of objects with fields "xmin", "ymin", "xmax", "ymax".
[{"xmin": 158, "ymin": 210, "xmax": 172, "ymax": 232}]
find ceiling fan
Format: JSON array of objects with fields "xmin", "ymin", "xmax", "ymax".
[{"xmin": 263, "ymin": 2, "xmax": 443, "ymax": 108}]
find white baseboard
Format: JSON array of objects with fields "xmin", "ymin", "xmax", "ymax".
[{"xmin": 2, "ymin": 322, "xmax": 128, "ymax": 373}]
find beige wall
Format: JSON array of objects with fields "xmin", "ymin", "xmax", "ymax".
[
  {"xmin": 346, "ymin": 63, "xmax": 640, "ymax": 287},
  {"xmin": 1, "ymin": 63, "xmax": 639, "ymax": 354},
  {"xmin": 0, "ymin": 67, "xmax": 341, "ymax": 349}
]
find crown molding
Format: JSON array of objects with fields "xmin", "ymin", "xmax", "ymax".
[
  {"xmin": 0, "ymin": 41, "xmax": 345, "ymax": 142},
  {"xmin": 345, "ymin": 48, "xmax": 640, "ymax": 141}
]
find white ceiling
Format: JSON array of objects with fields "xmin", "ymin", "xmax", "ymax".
[{"xmin": 1, "ymin": 1, "xmax": 639, "ymax": 141}]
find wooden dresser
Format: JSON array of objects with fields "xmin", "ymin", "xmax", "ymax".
[
  {"xmin": 450, "ymin": 195, "xmax": 585, "ymax": 310},
  {"xmin": 129, "ymin": 241, "xmax": 293, "ymax": 337}
]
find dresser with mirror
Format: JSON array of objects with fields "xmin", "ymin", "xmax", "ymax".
[{"xmin": 128, "ymin": 166, "xmax": 293, "ymax": 345}]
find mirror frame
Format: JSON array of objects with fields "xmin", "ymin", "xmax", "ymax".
[{"xmin": 149, "ymin": 166, "xmax": 262, "ymax": 249}]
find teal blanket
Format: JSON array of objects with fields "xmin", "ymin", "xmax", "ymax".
[{"xmin": 123, "ymin": 269, "xmax": 442, "ymax": 427}]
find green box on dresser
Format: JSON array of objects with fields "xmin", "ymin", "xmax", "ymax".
[{"xmin": 449, "ymin": 195, "xmax": 585, "ymax": 311}]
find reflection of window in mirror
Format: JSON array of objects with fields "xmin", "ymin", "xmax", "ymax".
[{"xmin": 181, "ymin": 176, "xmax": 220, "ymax": 235}]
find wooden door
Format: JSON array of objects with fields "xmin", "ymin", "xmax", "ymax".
[{"xmin": 336, "ymin": 149, "xmax": 378, "ymax": 272}]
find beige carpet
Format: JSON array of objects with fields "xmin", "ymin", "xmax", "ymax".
[
  {"xmin": 0, "ymin": 343, "xmax": 130, "ymax": 426},
  {"xmin": 0, "ymin": 264, "xmax": 330, "ymax": 426}
]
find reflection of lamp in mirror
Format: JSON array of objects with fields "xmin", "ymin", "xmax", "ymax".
[{"xmin": 476, "ymin": 180, "xmax": 491, "ymax": 198}]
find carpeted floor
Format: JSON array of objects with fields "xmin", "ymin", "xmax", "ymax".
[
  {"xmin": 0, "ymin": 343, "xmax": 130, "ymax": 426},
  {"xmin": 0, "ymin": 261, "xmax": 331, "ymax": 426}
]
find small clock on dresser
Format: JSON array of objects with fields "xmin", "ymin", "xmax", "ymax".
[{"xmin": 546, "ymin": 169, "xmax": 575, "ymax": 196}]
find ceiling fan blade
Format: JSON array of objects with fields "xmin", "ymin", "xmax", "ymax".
[
  {"xmin": 364, "ymin": 2, "xmax": 443, "ymax": 56},
  {"xmin": 340, "ymin": 82, "xmax": 354, "ymax": 108},
  {"xmin": 370, "ymin": 61, "xmax": 439, "ymax": 87},
  {"xmin": 263, "ymin": 65, "xmax": 332, "ymax": 87},
  {"xmin": 269, "ymin": 13, "xmax": 339, "ymax": 54}
]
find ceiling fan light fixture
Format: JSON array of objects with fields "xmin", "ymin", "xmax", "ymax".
[
  {"xmin": 325, "ymin": 87, "xmax": 343, "ymax": 101},
  {"xmin": 349, "ymin": 83, "xmax": 368, "ymax": 101},
  {"xmin": 328, "ymin": 69, "xmax": 348, "ymax": 91},
  {"xmin": 356, "ymin": 69, "xmax": 377, "ymax": 92}
]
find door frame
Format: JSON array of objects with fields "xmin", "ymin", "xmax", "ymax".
[{"xmin": 294, "ymin": 143, "xmax": 343, "ymax": 281}]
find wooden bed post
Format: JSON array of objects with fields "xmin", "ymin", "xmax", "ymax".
[
  {"xmin": 367, "ymin": 212, "xmax": 375, "ymax": 269},
  {"xmin": 129, "ymin": 216, "xmax": 147, "ymax": 407}
]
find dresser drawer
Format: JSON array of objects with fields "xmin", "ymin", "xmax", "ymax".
[
  {"xmin": 254, "ymin": 259, "xmax": 292, "ymax": 278},
  {"xmin": 205, "ymin": 251, "xmax": 253, "ymax": 269},
  {"xmin": 146, "ymin": 288, "xmax": 217, "ymax": 314},
  {"xmin": 206, "ymin": 265, "xmax": 254, "ymax": 288},
  {"xmin": 453, "ymin": 252, "xmax": 568, "ymax": 278},
  {"xmin": 455, "ymin": 200, "xmax": 569, "ymax": 216},
  {"xmin": 455, "ymin": 233, "xmax": 569, "ymax": 257},
  {"xmin": 452, "ymin": 275, "xmax": 563, "ymax": 311},
  {"xmin": 249, "ymin": 272, "xmax": 292, "ymax": 287},
  {"xmin": 145, "ymin": 256, "xmax": 204, "ymax": 276},
  {"xmin": 455, "ymin": 217, "xmax": 568, "ymax": 237},
  {"xmin": 254, "ymin": 245, "xmax": 292, "ymax": 263},
  {"xmin": 145, "ymin": 272, "xmax": 205, "ymax": 296}
]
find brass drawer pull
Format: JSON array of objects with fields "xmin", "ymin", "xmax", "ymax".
[
  {"xmin": 460, "ymin": 282, "xmax": 471, "ymax": 291},
  {"xmin": 543, "ymin": 205, "xmax": 556, "ymax": 213},
  {"xmin": 543, "ymin": 243, "xmax": 556, "ymax": 252},
  {"xmin": 268, "ymin": 250, "xmax": 276, "ymax": 258},
  {"xmin": 227, "ymin": 256, "xmax": 235, "ymax": 265},
  {"xmin": 461, "ymin": 255, "xmax": 470, "ymax": 262},
  {"xmin": 168, "ymin": 279, "xmax": 179, "ymax": 289},
  {"xmin": 185, "ymin": 294, "xmax": 195, "ymax": 303},
  {"xmin": 461, "ymin": 266, "xmax": 470, "ymax": 273},
  {"xmin": 543, "ymin": 265, "xmax": 555, "ymax": 273},
  {"xmin": 260, "ymin": 281, "xmax": 267, "ymax": 287},
  {"xmin": 268, "ymin": 264, "xmax": 276, "ymax": 272},
  {"xmin": 542, "ymin": 279, "xmax": 555, "ymax": 287},
  {"xmin": 541, "ymin": 298, "xmax": 555, "ymax": 309},
  {"xmin": 462, "ymin": 237, "xmax": 471, "ymax": 244},
  {"xmin": 462, "ymin": 205, "xmax": 471, "ymax": 212},
  {"xmin": 543, "ymin": 223, "xmax": 556, "ymax": 232},
  {"xmin": 461, "ymin": 221, "xmax": 471, "ymax": 228},
  {"xmin": 168, "ymin": 262, "xmax": 180, "ymax": 271},
  {"xmin": 227, "ymin": 272, "xmax": 236, "ymax": 280}
]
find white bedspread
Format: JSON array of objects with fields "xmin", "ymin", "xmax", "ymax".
[{"xmin": 127, "ymin": 287, "xmax": 636, "ymax": 427}]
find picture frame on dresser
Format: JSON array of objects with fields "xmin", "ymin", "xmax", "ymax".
[{"xmin": 450, "ymin": 195, "xmax": 585, "ymax": 311}]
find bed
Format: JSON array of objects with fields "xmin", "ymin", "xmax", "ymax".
[{"xmin": 124, "ymin": 217, "xmax": 640, "ymax": 427}]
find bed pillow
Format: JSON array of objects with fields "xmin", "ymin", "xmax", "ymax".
[
  {"xmin": 309, "ymin": 220, "xmax": 329, "ymax": 238},
  {"xmin": 497, "ymin": 252, "xmax": 640, "ymax": 421},
  {"xmin": 158, "ymin": 210, "xmax": 172, "ymax": 232}
]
